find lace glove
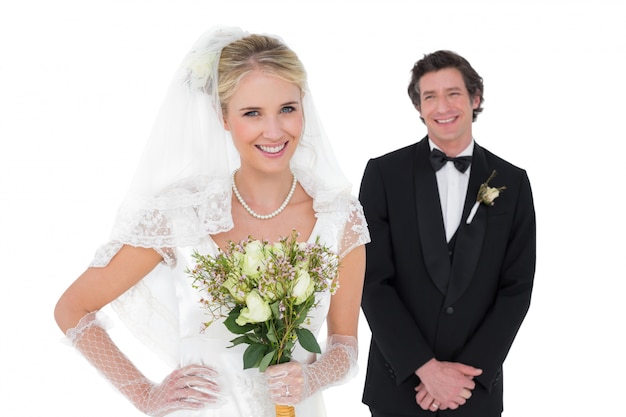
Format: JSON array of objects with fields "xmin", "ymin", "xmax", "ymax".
[
  {"xmin": 265, "ymin": 334, "xmax": 358, "ymax": 405},
  {"xmin": 65, "ymin": 311, "xmax": 223, "ymax": 416}
]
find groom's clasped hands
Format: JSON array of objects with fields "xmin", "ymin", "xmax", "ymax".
[{"xmin": 414, "ymin": 358, "xmax": 482, "ymax": 412}]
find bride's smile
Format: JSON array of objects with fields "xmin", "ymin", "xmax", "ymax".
[{"xmin": 257, "ymin": 141, "xmax": 288, "ymax": 155}]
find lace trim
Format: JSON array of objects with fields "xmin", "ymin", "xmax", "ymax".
[
  {"xmin": 336, "ymin": 197, "xmax": 370, "ymax": 259},
  {"xmin": 63, "ymin": 310, "xmax": 112, "ymax": 345},
  {"xmin": 90, "ymin": 243, "xmax": 176, "ymax": 268}
]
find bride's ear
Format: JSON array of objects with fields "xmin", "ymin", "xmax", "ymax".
[{"xmin": 222, "ymin": 113, "xmax": 231, "ymax": 131}]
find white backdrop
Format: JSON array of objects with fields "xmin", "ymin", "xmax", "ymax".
[{"xmin": 1, "ymin": 1, "xmax": 624, "ymax": 416}]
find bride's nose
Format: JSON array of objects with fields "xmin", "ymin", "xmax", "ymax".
[{"xmin": 262, "ymin": 115, "xmax": 283, "ymax": 140}]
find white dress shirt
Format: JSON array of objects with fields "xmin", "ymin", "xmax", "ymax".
[{"xmin": 429, "ymin": 138, "xmax": 474, "ymax": 242}]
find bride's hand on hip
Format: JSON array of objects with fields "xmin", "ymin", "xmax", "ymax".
[{"xmin": 140, "ymin": 364, "xmax": 223, "ymax": 417}]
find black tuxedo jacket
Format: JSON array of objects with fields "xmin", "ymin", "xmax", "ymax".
[{"xmin": 359, "ymin": 137, "xmax": 536, "ymax": 416}]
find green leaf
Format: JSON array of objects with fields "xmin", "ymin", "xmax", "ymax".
[
  {"xmin": 285, "ymin": 340, "xmax": 295, "ymax": 352},
  {"xmin": 229, "ymin": 335, "xmax": 252, "ymax": 346},
  {"xmin": 248, "ymin": 327, "xmax": 267, "ymax": 343},
  {"xmin": 259, "ymin": 350, "xmax": 276, "ymax": 372},
  {"xmin": 275, "ymin": 318, "xmax": 285, "ymax": 331},
  {"xmin": 295, "ymin": 327, "xmax": 321, "ymax": 354},
  {"xmin": 266, "ymin": 327, "xmax": 277, "ymax": 344},
  {"xmin": 293, "ymin": 298, "xmax": 314, "ymax": 327},
  {"xmin": 293, "ymin": 311, "xmax": 307, "ymax": 327},
  {"xmin": 270, "ymin": 301, "xmax": 281, "ymax": 319},
  {"xmin": 224, "ymin": 311, "xmax": 257, "ymax": 334},
  {"xmin": 243, "ymin": 343, "xmax": 267, "ymax": 369}
]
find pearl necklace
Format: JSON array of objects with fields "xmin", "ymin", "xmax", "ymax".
[{"xmin": 231, "ymin": 169, "xmax": 297, "ymax": 220}]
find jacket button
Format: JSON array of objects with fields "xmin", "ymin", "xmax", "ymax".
[{"xmin": 445, "ymin": 306, "xmax": 454, "ymax": 314}]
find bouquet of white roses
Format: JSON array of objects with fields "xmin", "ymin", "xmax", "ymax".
[{"xmin": 188, "ymin": 230, "xmax": 340, "ymax": 374}]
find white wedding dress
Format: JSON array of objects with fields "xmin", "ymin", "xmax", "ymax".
[{"xmin": 91, "ymin": 195, "xmax": 369, "ymax": 417}]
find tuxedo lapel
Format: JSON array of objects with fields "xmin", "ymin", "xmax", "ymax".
[
  {"xmin": 445, "ymin": 143, "xmax": 489, "ymax": 306},
  {"xmin": 414, "ymin": 138, "xmax": 450, "ymax": 295}
]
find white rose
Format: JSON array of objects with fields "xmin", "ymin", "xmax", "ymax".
[
  {"xmin": 189, "ymin": 61, "xmax": 210, "ymax": 81},
  {"xmin": 482, "ymin": 187, "xmax": 501, "ymax": 205},
  {"xmin": 242, "ymin": 240, "xmax": 266, "ymax": 278},
  {"xmin": 263, "ymin": 281, "xmax": 285, "ymax": 303},
  {"xmin": 271, "ymin": 241, "xmax": 286, "ymax": 257},
  {"xmin": 292, "ymin": 269, "xmax": 315, "ymax": 305},
  {"xmin": 187, "ymin": 51, "xmax": 217, "ymax": 89},
  {"xmin": 236, "ymin": 290, "xmax": 272, "ymax": 325},
  {"xmin": 222, "ymin": 275, "xmax": 246, "ymax": 303}
]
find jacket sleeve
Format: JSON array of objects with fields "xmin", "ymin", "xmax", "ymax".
[
  {"xmin": 359, "ymin": 158, "xmax": 434, "ymax": 384},
  {"xmin": 455, "ymin": 170, "xmax": 536, "ymax": 391}
]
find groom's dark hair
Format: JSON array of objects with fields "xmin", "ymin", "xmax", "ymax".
[{"xmin": 407, "ymin": 50, "xmax": 485, "ymax": 122}]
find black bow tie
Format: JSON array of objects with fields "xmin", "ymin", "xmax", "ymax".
[{"xmin": 429, "ymin": 148, "xmax": 472, "ymax": 173}]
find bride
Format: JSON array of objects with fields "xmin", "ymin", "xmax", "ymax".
[{"xmin": 54, "ymin": 26, "xmax": 369, "ymax": 417}]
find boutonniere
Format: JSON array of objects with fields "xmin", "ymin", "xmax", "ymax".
[{"xmin": 466, "ymin": 170, "xmax": 506, "ymax": 224}]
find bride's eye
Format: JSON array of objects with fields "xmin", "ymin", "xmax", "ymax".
[
  {"xmin": 281, "ymin": 106, "xmax": 296, "ymax": 114},
  {"xmin": 243, "ymin": 110, "xmax": 260, "ymax": 117}
]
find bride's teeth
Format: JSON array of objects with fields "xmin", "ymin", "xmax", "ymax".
[{"xmin": 259, "ymin": 143, "xmax": 286, "ymax": 153}]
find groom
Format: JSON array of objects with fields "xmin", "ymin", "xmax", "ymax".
[{"xmin": 359, "ymin": 50, "xmax": 536, "ymax": 416}]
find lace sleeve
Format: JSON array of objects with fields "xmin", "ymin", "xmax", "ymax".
[
  {"xmin": 90, "ymin": 241, "xmax": 176, "ymax": 268},
  {"xmin": 337, "ymin": 196, "xmax": 370, "ymax": 259}
]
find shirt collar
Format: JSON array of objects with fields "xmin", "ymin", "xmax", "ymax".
[{"xmin": 428, "ymin": 138, "xmax": 475, "ymax": 157}]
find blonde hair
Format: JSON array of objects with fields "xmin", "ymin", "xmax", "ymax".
[{"xmin": 217, "ymin": 34, "xmax": 307, "ymax": 115}]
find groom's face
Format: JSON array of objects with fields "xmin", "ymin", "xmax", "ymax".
[{"xmin": 417, "ymin": 67, "xmax": 480, "ymax": 151}]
